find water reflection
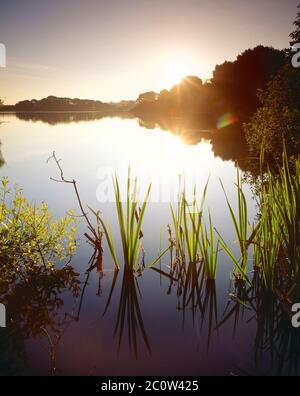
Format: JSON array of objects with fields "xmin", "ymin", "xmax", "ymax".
[
  {"xmin": 0, "ymin": 142, "xmax": 5, "ymax": 168},
  {"xmin": 4, "ymin": 111, "xmax": 249, "ymax": 168},
  {"xmin": 152, "ymin": 257, "xmax": 218, "ymax": 354},
  {"xmin": 0, "ymin": 327, "xmax": 26, "ymax": 376},
  {"xmin": 15, "ymin": 111, "xmax": 135, "ymax": 126},
  {"xmin": 140, "ymin": 117, "xmax": 249, "ymax": 168},
  {"xmin": 103, "ymin": 270, "xmax": 151, "ymax": 359},
  {"xmin": 218, "ymin": 274, "xmax": 300, "ymax": 376},
  {"xmin": 73, "ymin": 248, "xmax": 104, "ymax": 322},
  {"xmin": 0, "ymin": 112, "xmax": 295, "ymax": 376},
  {"xmin": 0, "ymin": 265, "xmax": 80, "ymax": 375},
  {"xmin": 75, "ymin": 247, "xmax": 151, "ymax": 361}
]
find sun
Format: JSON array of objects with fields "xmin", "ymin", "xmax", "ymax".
[{"xmin": 165, "ymin": 62, "xmax": 189, "ymax": 88}]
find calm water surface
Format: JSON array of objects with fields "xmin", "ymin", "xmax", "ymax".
[{"xmin": 0, "ymin": 113, "xmax": 290, "ymax": 376}]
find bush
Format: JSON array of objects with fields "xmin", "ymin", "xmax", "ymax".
[{"xmin": 0, "ymin": 177, "xmax": 77, "ymax": 280}]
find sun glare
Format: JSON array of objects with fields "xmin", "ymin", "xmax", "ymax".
[{"xmin": 165, "ymin": 62, "xmax": 189, "ymax": 88}]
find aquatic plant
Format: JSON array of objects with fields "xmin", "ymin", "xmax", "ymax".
[
  {"xmin": 253, "ymin": 148, "xmax": 300, "ymax": 291},
  {"xmin": 199, "ymin": 212, "xmax": 220, "ymax": 281},
  {"xmin": 216, "ymin": 170, "xmax": 259, "ymax": 283},
  {"xmin": 169, "ymin": 182, "xmax": 208, "ymax": 263},
  {"xmin": 91, "ymin": 169, "xmax": 151, "ymax": 271}
]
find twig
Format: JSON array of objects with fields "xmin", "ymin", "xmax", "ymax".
[{"xmin": 47, "ymin": 151, "xmax": 100, "ymax": 243}]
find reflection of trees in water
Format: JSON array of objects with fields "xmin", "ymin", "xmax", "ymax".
[
  {"xmin": 0, "ymin": 243, "xmax": 105, "ymax": 375},
  {"xmin": 14, "ymin": 110, "xmax": 249, "ymax": 168},
  {"xmin": 0, "ymin": 327, "xmax": 26, "ymax": 375},
  {"xmin": 0, "ymin": 265, "xmax": 80, "ymax": 375},
  {"xmin": 138, "ymin": 114, "xmax": 249, "ymax": 168},
  {"xmin": 0, "ymin": 142, "xmax": 5, "ymax": 168},
  {"xmin": 15, "ymin": 111, "xmax": 135, "ymax": 126}
]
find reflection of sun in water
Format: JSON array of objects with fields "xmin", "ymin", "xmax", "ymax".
[
  {"xmin": 165, "ymin": 62, "xmax": 189, "ymax": 88},
  {"xmin": 86, "ymin": 117, "xmax": 218, "ymax": 202}
]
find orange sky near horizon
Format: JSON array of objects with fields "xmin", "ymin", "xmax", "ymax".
[{"xmin": 0, "ymin": 0, "xmax": 298, "ymax": 105}]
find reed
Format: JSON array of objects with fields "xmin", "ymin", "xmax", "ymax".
[
  {"xmin": 199, "ymin": 212, "xmax": 220, "ymax": 280},
  {"xmin": 92, "ymin": 147, "xmax": 299, "ymax": 296},
  {"xmin": 91, "ymin": 168, "xmax": 151, "ymax": 271},
  {"xmin": 253, "ymin": 148, "xmax": 300, "ymax": 290},
  {"xmin": 216, "ymin": 146, "xmax": 299, "ymax": 293},
  {"xmin": 217, "ymin": 170, "xmax": 259, "ymax": 283},
  {"xmin": 170, "ymin": 182, "xmax": 208, "ymax": 265},
  {"xmin": 156, "ymin": 180, "xmax": 221, "ymax": 281}
]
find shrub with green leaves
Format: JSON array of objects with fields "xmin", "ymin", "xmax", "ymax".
[{"xmin": 0, "ymin": 177, "xmax": 77, "ymax": 279}]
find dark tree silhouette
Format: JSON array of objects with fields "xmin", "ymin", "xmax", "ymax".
[
  {"xmin": 133, "ymin": 46, "xmax": 286, "ymax": 128},
  {"xmin": 211, "ymin": 46, "xmax": 286, "ymax": 121},
  {"xmin": 11, "ymin": 96, "xmax": 135, "ymax": 112},
  {"xmin": 290, "ymin": 3, "xmax": 300, "ymax": 47}
]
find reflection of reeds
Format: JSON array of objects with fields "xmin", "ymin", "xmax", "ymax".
[
  {"xmin": 218, "ymin": 274, "xmax": 300, "ymax": 376},
  {"xmin": 254, "ymin": 294, "xmax": 300, "ymax": 376},
  {"xmin": 152, "ymin": 251, "xmax": 218, "ymax": 353},
  {"xmin": 216, "ymin": 280, "xmax": 252, "ymax": 338},
  {"xmin": 201, "ymin": 279, "xmax": 218, "ymax": 352},
  {"xmin": 103, "ymin": 269, "xmax": 151, "ymax": 359},
  {"xmin": 114, "ymin": 270, "xmax": 151, "ymax": 359}
]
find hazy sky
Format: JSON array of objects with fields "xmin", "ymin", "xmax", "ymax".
[{"xmin": 0, "ymin": 0, "xmax": 299, "ymax": 104}]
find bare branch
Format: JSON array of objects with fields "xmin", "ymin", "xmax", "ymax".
[{"xmin": 47, "ymin": 151, "xmax": 103, "ymax": 251}]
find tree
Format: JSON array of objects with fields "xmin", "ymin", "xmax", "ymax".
[
  {"xmin": 211, "ymin": 46, "xmax": 286, "ymax": 120},
  {"xmin": 137, "ymin": 91, "xmax": 158, "ymax": 104},
  {"xmin": 290, "ymin": 3, "xmax": 300, "ymax": 47},
  {"xmin": 244, "ymin": 64, "xmax": 300, "ymax": 162}
]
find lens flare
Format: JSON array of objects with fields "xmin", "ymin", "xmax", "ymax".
[{"xmin": 217, "ymin": 113, "xmax": 238, "ymax": 129}]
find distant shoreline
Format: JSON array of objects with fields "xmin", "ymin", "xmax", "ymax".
[{"xmin": 0, "ymin": 109, "xmax": 131, "ymax": 113}]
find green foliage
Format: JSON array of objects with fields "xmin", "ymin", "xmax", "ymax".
[
  {"xmin": 91, "ymin": 169, "xmax": 151, "ymax": 270},
  {"xmin": 217, "ymin": 170, "xmax": 259, "ymax": 283},
  {"xmin": 244, "ymin": 65, "xmax": 300, "ymax": 162},
  {"xmin": 165, "ymin": 181, "xmax": 220, "ymax": 280},
  {"xmin": 254, "ymin": 149, "xmax": 300, "ymax": 291},
  {"xmin": 199, "ymin": 212, "xmax": 220, "ymax": 280},
  {"xmin": 218, "ymin": 149, "xmax": 300, "ymax": 291},
  {"xmin": 0, "ymin": 177, "xmax": 77, "ymax": 278},
  {"xmin": 151, "ymin": 149, "xmax": 299, "ymax": 292},
  {"xmin": 169, "ymin": 185, "xmax": 203, "ymax": 266},
  {"xmin": 0, "ymin": 177, "xmax": 80, "ymax": 374},
  {"xmin": 180, "ymin": 186, "xmax": 207, "ymax": 265}
]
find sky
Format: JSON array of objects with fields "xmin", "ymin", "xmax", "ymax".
[{"xmin": 0, "ymin": 0, "xmax": 299, "ymax": 104}]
